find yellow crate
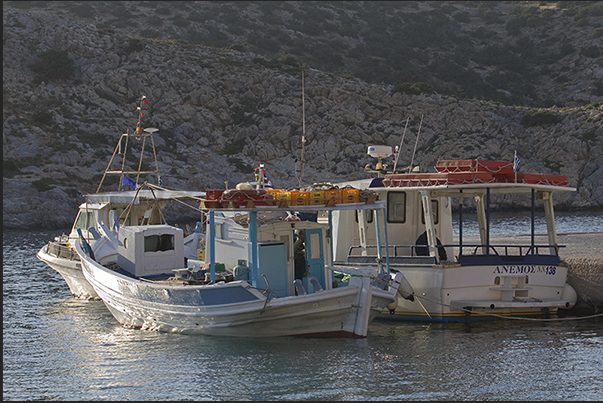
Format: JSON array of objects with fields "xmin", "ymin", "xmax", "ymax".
[
  {"xmin": 265, "ymin": 189, "xmax": 284, "ymax": 206},
  {"xmin": 290, "ymin": 191, "xmax": 309, "ymax": 206},
  {"xmin": 341, "ymin": 188, "xmax": 359, "ymax": 203},
  {"xmin": 309, "ymin": 190, "xmax": 325, "ymax": 205},
  {"xmin": 270, "ymin": 191, "xmax": 290, "ymax": 207}
]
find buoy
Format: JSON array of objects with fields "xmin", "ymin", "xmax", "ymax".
[
  {"xmin": 397, "ymin": 274, "xmax": 415, "ymax": 301},
  {"xmin": 236, "ymin": 182, "xmax": 253, "ymax": 190}
]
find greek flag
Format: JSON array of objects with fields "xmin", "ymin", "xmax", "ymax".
[
  {"xmin": 513, "ymin": 150, "xmax": 520, "ymax": 173},
  {"xmin": 263, "ymin": 172, "xmax": 273, "ymax": 189},
  {"xmin": 122, "ymin": 175, "xmax": 136, "ymax": 188}
]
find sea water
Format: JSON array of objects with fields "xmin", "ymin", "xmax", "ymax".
[
  {"xmin": 452, "ymin": 209, "xmax": 603, "ymax": 235},
  {"xmin": 3, "ymin": 212, "xmax": 603, "ymax": 401}
]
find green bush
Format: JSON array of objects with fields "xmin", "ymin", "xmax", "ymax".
[
  {"xmin": 393, "ymin": 82, "xmax": 433, "ymax": 95},
  {"xmin": 3, "ymin": 160, "xmax": 20, "ymax": 178},
  {"xmin": 277, "ymin": 54, "xmax": 300, "ymax": 67},
  {"xmin": 29, "ymin": 49, "xmax": 75, "ymax": 82},
  {"xmin": 32, "ymin": 110, "xmax": 53, "ymax": 126},
  {"xmin": 521, "ymin": 110, "xmax": 562, "ymax": 127},
  {"xmin": 581, "ymin": 46, "xmax": 601, "ymax": 58},
  {"xmin": 32, "ymin": 177, "xmax": 54, "ymax": 192},
  {"xmin": 227, "ymin": 43, "xmax": 246, "ymax": 52}
]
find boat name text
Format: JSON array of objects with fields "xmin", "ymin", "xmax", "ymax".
[{"xmin": 493, "ymin": 265, "xmax": 556, "ymax": 275}]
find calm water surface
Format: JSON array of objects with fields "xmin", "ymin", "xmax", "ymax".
[{"xmin": 4, "ymin": 212, "xmax": 603, "ymax": 401}]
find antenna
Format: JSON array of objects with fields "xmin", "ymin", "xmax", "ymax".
[
  {"xmin": 408, "ymin": 114, "xmax": 424, "ymax": 173},
  {"xmin": 392, "ymin": 116, "xmax": 410, "ymax": 173},
  {"xmin": 298, "ymin": 70, "xmax": 306, "ymax": 188}
]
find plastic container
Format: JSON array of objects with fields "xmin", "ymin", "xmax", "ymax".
[
  {"xmin": 341, "ymin": 188, "xmax": 359, "ymax": 203},
  {"xmin": 290, "ymin": 191, "xmax": 309, "ymax": 206},
  {"xmin": 309, "ymin": 190, "xmax": 325, "ymax": 205},
  {"xmin": 323, "ymin": 189, "xmax": 341, "ymax": 204}
]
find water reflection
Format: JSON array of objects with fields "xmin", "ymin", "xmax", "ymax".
[{"xmin": 4, "ymin": 230, "xmax": 603, "ymax": 401}]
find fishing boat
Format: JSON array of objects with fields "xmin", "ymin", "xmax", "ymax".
[
  {"xmin": 36, "ymin": 96, "xmax": 205, "ymax": 299},
  {"xmin": 328, "ymin": 145, "xmax": 578, "ymax": 323},
  {"xmin": 74, "ymin": 167, "xmax": 404, "ymax": 338}
]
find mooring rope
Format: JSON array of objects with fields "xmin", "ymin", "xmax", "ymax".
[{"xmin": 413, "ymin": 293, "xmax": 603, "ymax": 322}]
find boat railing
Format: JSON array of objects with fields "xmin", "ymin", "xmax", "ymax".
[
  {"xmin": 346, "ymin": 242, "xmax": 564, "ymax": 266},
  {"xmin": 346, "ymin": 245, "xmax": 438, "ymax": 265},
  {"xmin": 47, "ymin": 241, "xmax": 79, "ymax": 261},
  {"xmin": 456, "ymin": 243, "xmax": 564, "ymax": 266}
]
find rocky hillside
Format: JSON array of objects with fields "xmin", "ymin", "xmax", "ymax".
[{"xmin": 3, "ymin": 2, "xmax": 603, "ymax": 230}]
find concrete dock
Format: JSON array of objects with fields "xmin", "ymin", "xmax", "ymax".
[{"xmin": 456, "ymin": 232, "xmax": 603, "ymax": 313}]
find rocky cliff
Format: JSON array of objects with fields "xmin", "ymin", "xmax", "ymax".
[{"xmin": 3, "ymin": 4, "xmax": 602, "ymax": 230}]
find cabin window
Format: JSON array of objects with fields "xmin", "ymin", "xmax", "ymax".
[
  {"xmin": 74, "ymin": 211, "xmax": 95, "ymax": 231},
  {"xmin": 144, "ymin": 234, "xmax": 175, "ymax": 252},
  {"xmin": 421, "ymin": 200, "xmax": 439, "ymax": 224},
  {"xmin": 113, "ymin": 207, "xmax": 131, "ymax": 226},
  {"xmin": 309, "ymin": 232, "xmax": 321, "ymax": 259},
  {"xmin": 387, "ymin": 192, "xmax": 406, "ymax": 223}
]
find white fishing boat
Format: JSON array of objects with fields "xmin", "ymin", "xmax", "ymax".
[
  {"xmin": 36, "ymin": 96, "xmax": 205, "ymax": 299},
  {"xmin": 328, "ymin": 145, "xmax": 578, "ymax": 323},
  {"xmin": 74, "ymin": 168, "xmax": 404, "ymax": 338}
]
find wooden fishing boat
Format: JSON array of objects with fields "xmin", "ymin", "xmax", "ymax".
[
  {"xmin": 75, "ymin": 168, "xmax": 402, "ymax": 337},
  {"xmin": 36, "ymin": 96, "xmax": 205, "ymax": 299}
]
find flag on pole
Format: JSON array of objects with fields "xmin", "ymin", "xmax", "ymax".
[
  {"xmin": 255, "ymin": 166, "xmax": 273, "ymax": 189},
  {"xmin": 513, "ymin": 150, "xmax": 520, "ymax": 173},
  {"xmin": 263, "ymin": 171, "xmax": 273, "ymax": 189},
  {"xmin": 122, "ymin": 175, "xmax": 136, "ymax": 188}
]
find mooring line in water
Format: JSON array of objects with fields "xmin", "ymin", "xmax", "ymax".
[{"xmin": 414, "ymin": 294, "xmax": 603, "ymax": 322}]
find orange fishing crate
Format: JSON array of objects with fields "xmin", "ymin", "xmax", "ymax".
[
  {"xmin": 323, "ymin": 189, "xmax": 341, "ymax": 204},
  {"xmin": 341, "ymin": 188, "xmax": 359, "ymax": 203},
  {"xmin": 309, "ymin": 190, "xmax": 325, "ymax": 205},
  {"xmin": 289, "ymin": 191, "xmax": 309, "ymax": 206}
]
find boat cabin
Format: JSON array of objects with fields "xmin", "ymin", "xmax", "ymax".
[
  {"xmin": 117, "ymin": 224, "xmax": 185, "ymax": 277},
  {"xmin": 207, "ymin": 212, "xmax": 334, "ymax": 298},
  {"xmin": 330, "ymin": 158, "xmax": 574, "ymax": 268}
]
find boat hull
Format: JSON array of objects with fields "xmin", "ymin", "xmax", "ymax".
[
  {"xmin": 79, "ymin": 243, "xmax": 395, "ymax": 338},
  {"xmin": 379, "ymin": 263, "xmax": 576, "ymax": 323},
  {"xmin": 36, "ymin": 243, "xmax": 99, "ymax": 299}
]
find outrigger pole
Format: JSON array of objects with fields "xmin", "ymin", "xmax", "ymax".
[
  {"xmin": 298, "ymin": 70, "xmax": 307, "ymax": 188},
  {"xmin": 408, "ymin": 114, "xmax": 424, "ymax": 173},
  {"xmin": 393, "ymin": 117, "xmax": 410, "ymax": 173}
]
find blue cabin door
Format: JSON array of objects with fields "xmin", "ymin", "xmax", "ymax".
[
  {"xmin": 257, "ymin": 242, "xmax": 288, "ymax": 298},
  {"xmin": 304, "ymin": 228, "xmax": 325, "ymax": 288}
]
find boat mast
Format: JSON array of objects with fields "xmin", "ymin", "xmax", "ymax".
[
  {"xmin": 298, "ymin": 70, "xmax": 306, "ymax": 188},
  {"xmin": 96, "ymin": 95, "xmax": 161, "ymax": 193}
]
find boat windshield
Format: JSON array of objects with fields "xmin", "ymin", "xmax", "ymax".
[{"xmin": 73, "ymin": 211, "xmax": 95, "ymax": 232}]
